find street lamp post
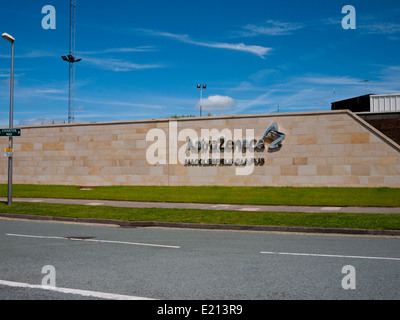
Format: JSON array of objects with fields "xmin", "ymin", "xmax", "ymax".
[
  {"xmin": 2, "ymin": 32, "xmax": 15, "ymax": 206},
  {"xmin": 197, "ymin": 84, "xmax": 206, "ymax": 117}
]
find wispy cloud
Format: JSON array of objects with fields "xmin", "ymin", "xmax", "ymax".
[
  {"xmin": 323, "ymin": 11, "xmax": 400, "ymax": 37},
  {"xmin": 0, "ymin": 50, "xmax": 58, "ymax": 59},
  {"xmin": 75, "ymin": 96, "xmax": 165, "ymax": 110},
  {"xmin": 79, "ymin": 47, "xmax": 156, "ymax": 55},
  {"xmin": 299, "ymin": 75, "xmax": 362, "ymax": 86},
  {"xmin": 357, "ymin": 8, "xmax": 400, "ymax": 35},
  {"xmin": 232, "ymin": 65, "xmax": 400, "ymax": 115},
  {"xmin": 238, "ymin": 20, "xmax": 305, "ymax": 37},
  {"xmin": 77, "ymin": 46, "xmax": 163, "ymax": 71},
  {"xmin": 82, "ymin": 57, "xmax": 164, "ymax": 72},
  {"xmin": 228, "ymin": 72, "xmax": 377, "ymax": 115},
  {"xmin": 33, "ymin": 88, "xmax": 65, "ymax": 94},
  {"xmin": 136, "ymin": 29, "xmax": 272, "ymax": 59},
  {"xmin": 359, "ymin": 22, "xmax": 400, "ymax": 35}
]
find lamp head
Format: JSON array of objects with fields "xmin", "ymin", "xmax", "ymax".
[{"xmin": 2, "ymin": 33, "xmax": 15, "ymax": 43}]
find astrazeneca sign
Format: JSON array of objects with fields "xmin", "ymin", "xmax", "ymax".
[{"xmin": 146, "ymin": 121, "xmax": 285, "ymax": 176}]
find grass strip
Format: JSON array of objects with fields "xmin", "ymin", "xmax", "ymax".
[
  {"xmin": 1, "ymin": 202, "xmax": 400, "ymax": 231},
  {"xmin": 0, "ymin": 185, "xmax": 399, "ymax": 207}
]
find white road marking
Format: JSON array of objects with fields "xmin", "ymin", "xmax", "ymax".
[
  {"xmin": 260, "ymin": 251, "xmax": 400, "ymax": 261},
  {"xmin": 7, "ymin": 233, "xmax": 64, "ymax": 240},
  {"xmin": 86, "ymin": 202, "xmax": 105, "ymax": 206},
  {"xmin": 239, "ymin": 208, "xmax": 260, "ymax": 212},
  {"xmin": 0, "ymin": 279, "xmax": 153, "ymax": 300},
  {"xmin": 6, "ymin": 233, "xmax": 180, "ymax": 249}
]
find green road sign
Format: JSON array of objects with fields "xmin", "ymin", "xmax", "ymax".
[{"xmin": 0, "ymin": 128, "xmax": 21, "ymax": 137}]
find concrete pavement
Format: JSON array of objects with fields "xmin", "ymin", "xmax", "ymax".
[{"xmin": 2, "ymin": 197, "xmax": 400, "ymax": 214}]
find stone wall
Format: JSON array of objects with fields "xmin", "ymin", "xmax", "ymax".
[{"xmin": 1, "ymin": 110, "xmax": 399, "ymax": 187}]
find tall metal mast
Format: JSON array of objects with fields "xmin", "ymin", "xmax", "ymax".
[
  {"xmin": 360, "ymin": 79, "xmax": 370, "ymax": 95},
  {"xmin": 61, "ymin": 0, "xmax": 81, "ymax": 123},
  {"xmin": 69, "ymin": 0, "xmax": 75, "ymax": 123}
]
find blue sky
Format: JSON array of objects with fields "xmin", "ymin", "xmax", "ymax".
[{"xmin": 0, "ymin": 0, "xmax": 399, "ymax": 126}]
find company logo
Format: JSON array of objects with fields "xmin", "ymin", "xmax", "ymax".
[{"xmin": 146, "ymin": 121, "xmax": 285, "ymax": 176}]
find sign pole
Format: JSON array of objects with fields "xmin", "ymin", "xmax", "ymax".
[{"xmin": 7, "ymin": 39, "xmax": 14, "ymax": 206}]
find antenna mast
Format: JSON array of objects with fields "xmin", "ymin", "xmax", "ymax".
[
  {"xmin": 360, "ymin": 79, "xmax": 370, "ymax": 94},
  {"xmin": 69, "ymin": 0, "xmax": 75, "ymax": 123},
  {"xmin": 61, "ymin": 0, "xmax": 81, "ymax": 123}
]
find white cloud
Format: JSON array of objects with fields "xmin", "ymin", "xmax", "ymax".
[
  {"xmin": 20, "ymin": 117, "xmax": 65, "ymax": 126},
  {"xmin": 299, "ymin": 75, "xmax": 362, "ymax": 85},
  {"xmin": 75, "ymin": 97, "xmax": 165, "ymax": 110},
  {"xmin": 0, "ymin": 50, "xmax": 58, "ymax": 59},
  {"xmin": 137, "ymin": 29, "xmax": 271, "ymax": 59},
  {"xmin": 359, "ymin": 22, "xmax": 400, "ymax": 35},
  {"xmin": 76, "ymin": 46, "xmax": 162, "ymax": 72},
  {"xmin": 82, "ymin": 57, "xmax": 164, "ymax": 72},
  {"xmin": 33, "ymin": 88, "xmax": 65, "ymax": 94},
  {"xmin": 197, "ymin": 41, "xmax": 271, "ymax": 58},
  {"xmin": 196, "ymin": 95, "xmax": 236, "ymax": 111},
  {"xmin": 231, "ymin": 65, "xmax": 400, "ymax": 115},
  {"xmin": 324, "ymin": 12, "xmax": 400, "ymax": 37},
  {"xmin": 239, "ymin": 20, "xmax": 304, "ymax": 36},
  {"xmin": 79, "ymin": 47, "xmax": 155, "ymax": 55}
]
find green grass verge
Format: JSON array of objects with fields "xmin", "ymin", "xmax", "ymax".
[
  {"xmin": 1, "ymin": 202, "xmax": 400, "ymax": 231},
  {"xmin": 0, "ymin": 184, "xmax": 400, "ymax": 207}
]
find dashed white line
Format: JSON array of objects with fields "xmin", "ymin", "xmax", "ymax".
[
  {"xmin": 260, "ymin": 251, "xmax": 400, "ymax": 261},
  {"xmin": 0, "ymin": 279, "xmax": 154, "ymax": 300},
  {"xmin": 7, "ymin": 233, "xmax": 64, "ymax": 240},
  {"xmin": 6, "ymin": 233, "xmax": 180, "ymax": 249},
  {"xmin": 82, "ymin": 238, "xmax": 180, "ymax": 248}
]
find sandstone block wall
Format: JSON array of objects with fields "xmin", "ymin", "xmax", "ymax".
[{"xmin": 0, "ymin": 110, "xmax": 399, "ymax": 187}]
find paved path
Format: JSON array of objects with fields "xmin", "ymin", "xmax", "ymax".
[
  {"xmin": 1, "ymin": 197, "xmax": 400, "ymax": 236},
  {"xmin": 2, "ymin": 197, "xmax": 400, "ymax": 214}
]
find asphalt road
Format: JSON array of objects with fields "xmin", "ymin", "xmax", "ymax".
[{"xmin": 1, "ymin": 218, "xmax": 399, "ymax": 301}]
